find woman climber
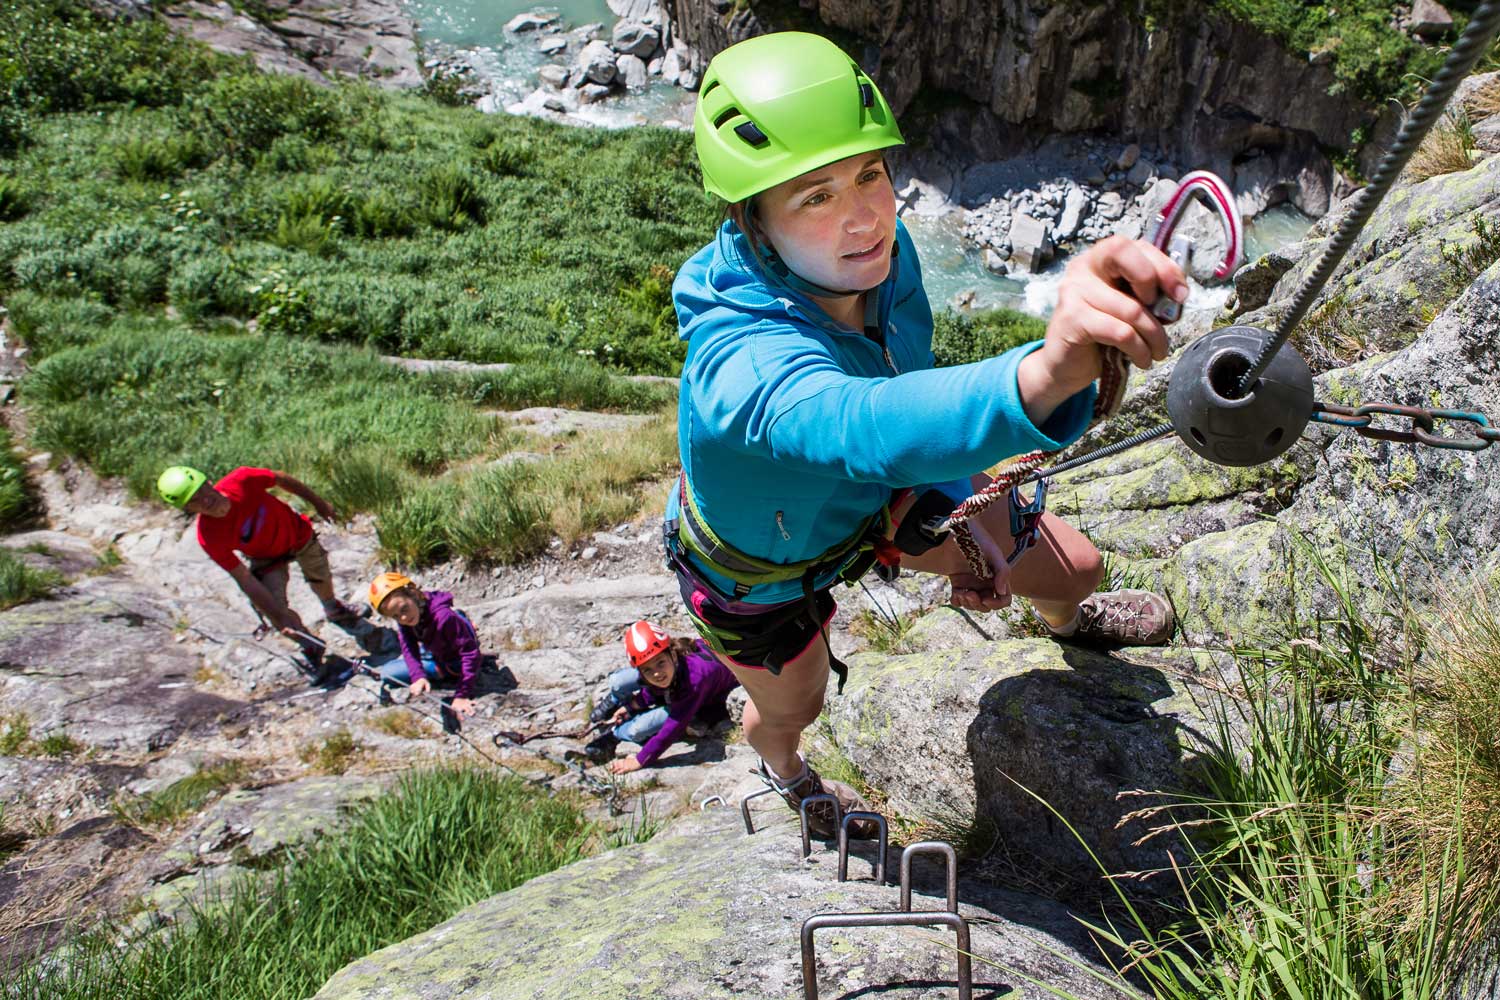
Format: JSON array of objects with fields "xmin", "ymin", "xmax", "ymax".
[
  {"xmin": 368, "ymin": 572, "xmax": 485, "ymax": 720},
  {"xmin": 583, "ymin": 620, "xmax": 741, "ymax": 774},
  {"xmin": 666, "ymin": 32, "xmax": 1181, "ymax": 837}
]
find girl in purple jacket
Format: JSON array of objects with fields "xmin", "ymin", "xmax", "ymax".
[
  {"xmin": 586, "ymin": 620, "xmax": 741, "ymax": 774},
  {"xmin": 369, "ymin": 572, "xmax": 484, "ymax": 720}
]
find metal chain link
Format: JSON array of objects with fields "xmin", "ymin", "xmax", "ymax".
[{"xmin": 1310, "ymin": 401, "xmax": 1500, "ymax": 450}]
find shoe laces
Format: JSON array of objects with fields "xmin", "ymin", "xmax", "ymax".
[{"xmin": 1083, "ymin": 593, "xmax": 1152, "ymax": 636}]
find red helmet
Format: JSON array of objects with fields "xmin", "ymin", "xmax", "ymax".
[{"xmin": 624, "ymin": 620, "xmax": 671, "ymax": 668}]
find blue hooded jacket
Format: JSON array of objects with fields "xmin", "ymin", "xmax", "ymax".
[{"xmin": 669, "ymin": 219, "xmax": 1097, "ymax": 605}]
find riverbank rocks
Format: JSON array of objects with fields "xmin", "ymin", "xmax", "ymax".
[{"xmin": 312, "ymin": 802, "xmax": 1126, "ymax": 1000}]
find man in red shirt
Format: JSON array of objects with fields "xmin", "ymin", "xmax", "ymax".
[{"xmin": 157, "ymin": 465, "xmax": 361, "ymax": 639}]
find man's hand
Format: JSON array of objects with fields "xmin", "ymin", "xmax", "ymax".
[
  {"xmin": 608, "ymin": 755, "xmax": 643, "ymax": 775},
  {"xmin": 409, "ymin": 676, "xmax": 432, "ymax": 698},
  {"xmin": 313, "ymin": 498, "xmax": 338, "ymax": 523},
  {"xmin": 1018, "ymin": 236, "xmax": 1185, "ymax": 424},
  {"xmin": 277, "ymin": 610, "xmax": 310, "ymax": 640}
]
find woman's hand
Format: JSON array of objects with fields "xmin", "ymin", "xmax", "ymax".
[
  {"xmin": 408, "ymin": 676, "xmax": 431, "ymax": 698},
  {"xmin": 946, "ymin": 516, "xmax": 1013, "ymax": 611},
  {"xmin": 1018, "ymin": 236, "xmax": 1185, "ymax": 424},
  {"xmin": 450, "ymin": 697, "xmax": 475, "ymax": 718},
  {"xmin": 610, "ymin": 707, "xmax": 629, "ymax": 725},
  {"xmin": 609, "ymin": 755, "xmax": 643, "ymax": 775}
]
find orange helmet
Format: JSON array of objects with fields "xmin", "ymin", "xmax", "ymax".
[
  {"xmin": 624, "ymin": 620, "xmax": 671, "ymax": 668},
  {"xmin": 368, "ymin": 571, "xmax": 414, "ymax": 616}
]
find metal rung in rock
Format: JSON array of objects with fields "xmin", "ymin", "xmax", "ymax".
[
  {"xmin": 900, "ymin": 841, "xmax": 959, "ymax": 914},
  {"xmin": 837, "ymin": 811, "xmax": 888, "ymax": 884},
  {"xmin": 798, "ymin": 793, "xmax": 840, "ymax": 859},
  {"xmin": 800, "ymin": 911, "xmax": 972, "ymax": 1000},
  {"xmin": 740, "ymin": 786, "xmax": 778, "ymax": 834}
]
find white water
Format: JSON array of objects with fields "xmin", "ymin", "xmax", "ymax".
[{"xmin": 401, "ymin": 2, "xmax": 1314, "ymax": 318}]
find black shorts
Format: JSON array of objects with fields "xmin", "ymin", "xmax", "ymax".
[{"xmin": 675, "ymin": 569, "xmax": 836, "ymax": 676}]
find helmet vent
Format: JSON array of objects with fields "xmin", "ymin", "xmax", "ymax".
[
  {"xmin": 859, "ymin": 82, "xmax": 874, "ymax": 108},
  {"xmin": 713, "ymin": 106, "xmax": 739, "ymax": 129},
  {"xmin": 733, "ymin": 120, "xmax": 769, "ymax": 148}
]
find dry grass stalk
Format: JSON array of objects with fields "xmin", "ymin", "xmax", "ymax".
[
  {"xmin": 1406, "ymin": 111, "xmax": 1478, "ymax": 182},
  {"xmin": 1464, "ymin": 78, "xmax": 1500, "ymax": 119}
]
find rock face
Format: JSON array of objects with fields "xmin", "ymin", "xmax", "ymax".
[
  {"xmin": 823, "ymin": 640, "xmax": 1234, "ymax": 885},
  {"xmin": 662, "ymin": 0, "xmax": 1371, "ymax": 213},
  {"xmin": 313, "ymin": 802, "xmax": 1126, "ymax": 1000},
  {"xmin": 1065, "ymin": 153, "xmax": 1500, "ymax": 643},
  {"xmin": 162, "ymin": 0, "xmax": 422, "ymax": 88}
]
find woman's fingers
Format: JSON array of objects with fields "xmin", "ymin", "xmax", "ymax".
[
  {"xmin": 1074, "ymin": 285, "xmax": 1168, "ymax": 369},
  {"xmin": 948, "ymin": 522, "xmax": 1013, "ymax": 610},
  {"xmin": 1098, "ymin": 235, "xmax": 1188, "ymax": 307}
]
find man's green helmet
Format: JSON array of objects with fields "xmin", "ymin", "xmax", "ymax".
[
  {"xmin": 157, "ymin": 465, "xmax": 207, "ymax": 508},
  {"xmin": 693, "ymin": 32, "xmax": 904, "ymax": 204}
]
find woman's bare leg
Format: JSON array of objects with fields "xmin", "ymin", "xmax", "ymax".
[{"xmin": 712, "ymin": 641, "xmax": 829, "ymax": 780}]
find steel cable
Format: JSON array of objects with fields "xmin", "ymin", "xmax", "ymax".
[{"xmin": 1239, "ymin": 0, "xmax": 1500, "ymax": 393}]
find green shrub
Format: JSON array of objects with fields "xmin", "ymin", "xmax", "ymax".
[
  {"xmin": 417, "ymin": 164, "xmax": 485, "ymax": 230},
  {"xmin": 1443, "ymin": 214, "xmax": 1500, "ymax": 289},
  {"xmin": 352, "ymin": 190, "xmax": 415, "ymax": 239},
  {"xmin": 0, "ymin": 176, "xmax": 30, "ymax": 222},
  {"xmin": 109, "ymin": 133, "xmax": 206, "ymax": 182},
  {"xmin": 476, "ymin": 139, "xmax": 534, "ymax": 177},
  {"xmin": 4, "ymin": 291, "xmax": 115, "ymax": 358},
  {"xmin": 168, "ymin": 257, "xmax": 251, "ymax": 324},
  {"xmin": 271, "ymin": 212, "xmax": 337, "ymax": 256},
  {"xmin": 0, "ymin": 714, "xmax": 30, "ymax": 755},
  {"xmin": 931, "ymin": 306, "xmax": 1045, "ymax": 368},
  {"xmin": 0, "ymin": 0, "xmax": 225, "ymax": 116},
  {"xmin": 184, "ymin": 73, "xmax": 346, "ymax": 160}
]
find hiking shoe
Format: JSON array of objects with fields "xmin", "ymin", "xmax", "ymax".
[
  {"xmin": 583, "ymin": 732, "xmax": 620, "ymax": 763},
  {"xmin": 756, "ymin": 757, "xmax": 877, "ymax": 841},
  {"xmin": 588, "ymin": 691, "xmax": 625, "ymax": 726},
  {"xmin": 325, "ymin": 601, "xmax": 364, "ymax": 625},
  {"xmin": 1071, "ymin": 589, "xmax": 1175, "ymax": 646},
  {"xmin": 685, "ymin": 721, "xmax": 710, "ymax": 739}
]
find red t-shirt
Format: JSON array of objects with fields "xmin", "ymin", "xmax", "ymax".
[{"xmin": 195, "ymin": 467, "xmax": 313, "ymax": 572}]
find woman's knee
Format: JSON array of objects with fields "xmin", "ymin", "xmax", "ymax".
[{"xmin": 743, "ymin": 694, "xmax": 823, "ymax": 734}]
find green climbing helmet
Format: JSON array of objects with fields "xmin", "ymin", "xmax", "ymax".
[
  {"xmin": 157, "ymin": 465, "xmax": 207, "ymax": 508},
  {"xmin": 693, "ymin": 32, "xmax": 904, "ymax": 204}
]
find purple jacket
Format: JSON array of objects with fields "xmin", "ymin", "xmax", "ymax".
[
  {"xmin": 397, "ymin": 591, "xmax": 483, "ymax": 699},
  {"xmin": 635, "ymin": 641, "xmax": 741, "ymax": 767}
]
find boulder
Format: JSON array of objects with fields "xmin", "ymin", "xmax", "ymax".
[
  {"xmin": 1056, "ymin": 185, "xmax": 1090, "ymax": 241},
  {"xmin": 660, "ymin": 47, "xmax": 683, "ymax": 86},
  {"xmin": 536, "ymin": 34, "xmax": 567, "ymax": 56},
  {"xmin": 312, "ymin": 805, "xmax": 1125, "ymax": 1000},
  {"xmin": 610, "ymin": 18, "xmax": 660, "ymax": 59},
  {"xmin": 1008, "ymin": 213, "xmax": 1054, "ymax": 272},
  {"xmin": 1096, "ymin": 190, "xmax": 1125, "ymax": 220},
  {"xmin": 616, "ymin": 53, "xmax": 648, "ymax": 92},
  {"xmin": 1409, "ymin": 0, "xmax": 1454, "ymax": 39},
  {"xmin": 536, "ymin": 64, "xmax": 569, "ymax": 90},
  {"xmin": 823, "ymin": 640, "xmax": 1240, "ymax": 888},
  {"xmin": 575, "ymin": 39, "xmax": 618, "ymax": 85},
  {"xmin": 1475, "ymin": 114, "xmax": 1500, "ymax": 155},
  {"xmin": 505, "ymin": 11, "xmax": 559, "ymax": 33},
  {"xmin": 1116, "ymin": 143, "xmax": 1140, "ymax": 171}
]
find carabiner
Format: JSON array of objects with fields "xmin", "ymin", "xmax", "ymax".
[{"xmin": 1146, "ymin": 170, "xmax": 1244, "ymax": 323}]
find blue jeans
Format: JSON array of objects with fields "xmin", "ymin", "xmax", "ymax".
[
  {"xmin": 605, "ymin": 666, "xmax": 669, "ymax": 745},
  {"xmin": 381, "ymin": 613, "xmax": 469, "ymax": 688}
]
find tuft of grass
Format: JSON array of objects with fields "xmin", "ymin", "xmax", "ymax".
[
  {"xmin": 1442, "ymin": 214, "xmax": 1500, "ymax": 289},
  {"xmin": 0, "ymin": 547, "xmax": 62, "ymax": 610},
  {"xmin": 91, "ymin": 544, "xmax": 123, "ymax": 575},
  {"xmin": 0, "ymin": 713, "xmax": 31, "ymax": 756},
  {"xmin": 35, "ymin": 730, "xmax": 79, "ymax": 757},
  {"xmin": 1464, "ymin": 76, "xmax": 1500, "ymax": 119},
  {"xmin": 848, "ymin": 606, "xmax": 923, "ymax": 655},
  {"xmin": 1407, "ymin": 111, "xmax": 1479, "ymax": 183},
  {"xmin": 299, "ymin": 729, "xmax": 360, "ymax": 775},
  {"xmin": 114, "ymin": 761, "xmax": 248, "ymax": 828},
  {"xmin": 370, "ymin": 709, "xmax": 431, "ymax": 740},
  {"xmin": 417, "ymin": 164, "xmax": 485, "ymax": 231},
  {"xmin": 0, "ymin": 424, "xmax": 38, "ymax": 532},
  {"xmin": 4, "ymin": 767, "xmax": 597, "ymax": 999}
]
